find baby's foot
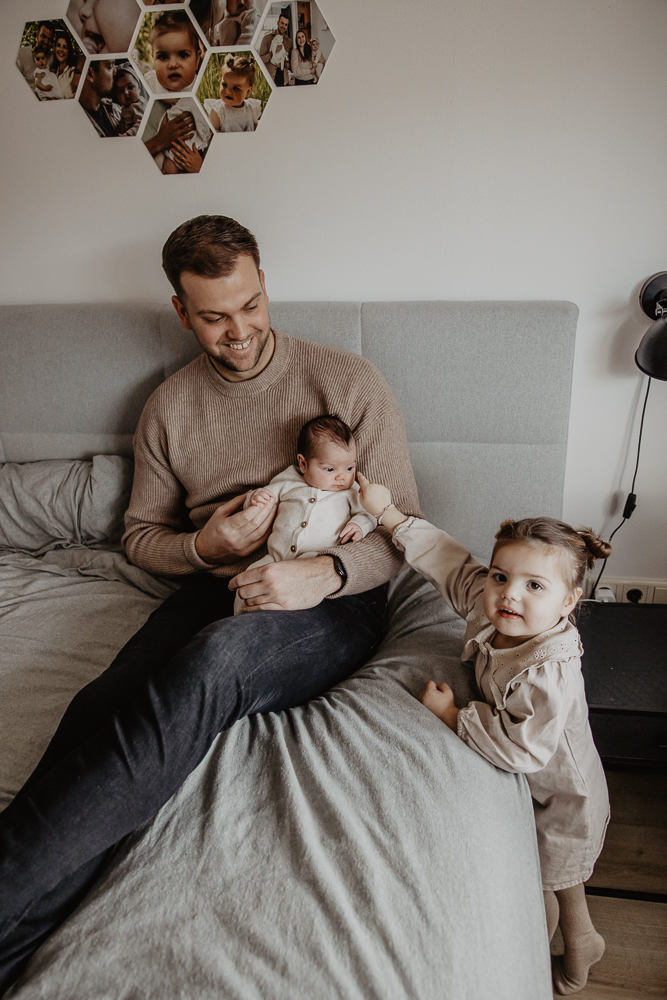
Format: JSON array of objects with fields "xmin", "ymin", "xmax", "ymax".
[{"xmin": 552, "ymin": 931, "xmax": 605, "ymax": 994}]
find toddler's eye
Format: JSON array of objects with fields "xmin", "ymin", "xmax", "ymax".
[
  {"xmin": 178, "ymin": 51, "xmax": 191, "ymax": 59},
  {"xmin": 528, "ymin": 581, "xmax": 543, "ymax": 591},
  {"xmin": 492, "ymin": 572, "xmax": 506, "ymax": 583}
]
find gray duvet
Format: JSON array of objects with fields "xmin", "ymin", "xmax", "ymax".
[{"xmin": 0, "ymin": 460, "xmax": 552, "ymax": 1000}]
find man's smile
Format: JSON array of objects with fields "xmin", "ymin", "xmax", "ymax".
[{"xmin": 228, "ymin": 339, "xmax": 252, "ymax": 351}]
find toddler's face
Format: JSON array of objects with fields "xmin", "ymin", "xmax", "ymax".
[
  {"xmin": 34, "ymin": 52, "xmax": 48, "ymax": 68},
  {"xmin": 311, "ymin": 38, "xmax": 319, "ymax": 52},
  {"xmin": 220, "ymin": 70, "xmax": 252, "ymax": 107},
  {"xmin": 298, "ymin": 440, "xmax": 357, "ymax": 492},
  {"xmin": 116, "ymin": 72, "xmax": 141, "ymax": 106},
  {"xmin": 482, "ymin": 541, "xmax": 580, "ymax": 648},
  {"xmin": 153, "ymin": 29, "xmax": 200, "ymax": 91}
]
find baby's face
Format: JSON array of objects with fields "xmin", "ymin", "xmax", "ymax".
[
  {"xmin": 115, "ymin": 72, "xmax": 141, "ymax": 106},
  {"xmin": 153, "ymin": 29, "xmax": 200, "ymax": 91},
  {"xmin": 298, "ymin": 440, "xmax": 357, "ymax": 492},
  {"xmin": 34, "ymin": 52, "xmax": 48, "ymax": 68},
  {"xmin": 311, "ymin": 38, "xmax": 319, "ymax": 52},
  {"xmin": 220, "ymin": 70, "xmax": 252, "ymax": 107},
  {"xmin": 226, "ymin": 0, "xmax": 252, "ymax": 14}
]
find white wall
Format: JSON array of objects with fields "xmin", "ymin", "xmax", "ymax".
[{"xmin": 1, "ymin": 0, "xmax": 666, "ymax": 579}]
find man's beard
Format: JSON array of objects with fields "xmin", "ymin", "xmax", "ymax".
[{"xmin": 208, "ymin": 326, "xmax": 272, "ymax": 373}]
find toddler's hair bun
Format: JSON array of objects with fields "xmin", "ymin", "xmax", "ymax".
[{"xmin": 577, "ymin": 528, "xmax": 612, "ymax": 567}]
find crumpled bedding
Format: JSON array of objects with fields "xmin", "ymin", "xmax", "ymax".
[{"xmin": 0, "ymin": 544, "xmax": 552, "ymax": 999}]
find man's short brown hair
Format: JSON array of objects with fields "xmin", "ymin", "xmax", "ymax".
[{"xmin": 162, "ymin": 215, "xmax": 261, "ymax": 299}]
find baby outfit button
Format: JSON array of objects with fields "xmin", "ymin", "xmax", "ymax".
[
  {"xmin": 290, "ymin": 545, "xmax": 296, "ymax": 552},
  {"xmin": 301, "ymin": 521, "xmax": 307, "ymax": 527},
  {"xmin": 309, "ymin": 497, "xmax": 316, "ymax": 503}
]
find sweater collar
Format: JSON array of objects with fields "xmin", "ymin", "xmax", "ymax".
[{"xmin": 200, "ymin": 329, "xmax": 293, "ymax": 397}]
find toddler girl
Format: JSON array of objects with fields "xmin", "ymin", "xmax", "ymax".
[
  {"xmin": 33, "ymin": 47, "xmax": 63, "ymax": 100},
  {"xmin": 204, "ymin": 55, "xmax": 262, "ymax": 132},
  {"xmin": 114, "ymin": 64, "xmax": 146, "ymax": 135},
  {"xmin": 234, "ymin": 416, "xmax": 376, "ymax": 614},
  {"xmin": 142, "ymin": 11, "xmax": 204, "ymax": 94},
  {"xmin": 357, "ymin": 474, "xmax": 611, "ymax": 996}
]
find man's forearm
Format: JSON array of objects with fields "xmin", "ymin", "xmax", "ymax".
[
  {"xmin": 123, "ymin": 519, "xmax": 213, "ymax": 576},
  {"xmin": 321, "ymin": 527, "xmax": 404, "ymax": 597}
]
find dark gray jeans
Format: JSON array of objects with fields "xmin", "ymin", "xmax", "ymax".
[{"xmin": 0, "ymin": 573, "xmax": 387, "ymax": 992}]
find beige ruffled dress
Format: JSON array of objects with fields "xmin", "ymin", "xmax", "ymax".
[{"xmin": 393, "ymin": 517, "xmax": 610, "ymax": 891}]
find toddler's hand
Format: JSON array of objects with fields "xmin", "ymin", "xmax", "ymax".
[
  {"xmin": 339, "ymin": 522, "xmax": 363, "ymax": 544},
  {"xmin": 356, "ymin": 472, "xmax": 391, "ymax": 517},
  {"xmin": 419, "ymin": 681, "xmax": 459, "ymax": 731},
  {"xmin": 248, "ymin": 489, "xmax": 276, "ymax": 507}
]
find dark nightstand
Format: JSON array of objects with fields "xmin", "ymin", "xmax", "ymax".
[{"xmin": 576, "ymin": 602, "xmax": 667, "ymax": 767}]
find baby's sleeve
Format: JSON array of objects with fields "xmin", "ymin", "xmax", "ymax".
[
  {"xmin": 347, "ymin": 483, "xmax": 377, "ymax": 537},
  {"xmin": 456, "ymin": 661, "xmax": 572, "ymax": 773}
]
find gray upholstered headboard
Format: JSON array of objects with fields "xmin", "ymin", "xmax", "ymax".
[{"xmin": 0, "ymin": 300, "xmax": 578, "ymax": 560}]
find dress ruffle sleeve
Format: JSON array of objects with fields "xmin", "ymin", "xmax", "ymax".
[{"xmin": 456, "ymin": 660, "xmax": 574, "ymax": 773}]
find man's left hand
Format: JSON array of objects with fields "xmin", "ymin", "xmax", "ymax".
[{"xmin": 229, "ymin": 555, "xmax": 341, "ymax": 611}]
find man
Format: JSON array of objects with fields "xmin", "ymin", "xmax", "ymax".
[
  {"xmin": 16, "ymin": 22, "xmax": 55, "ymax": 94},
  {"xmin": 0, "ymin": 216, "xmax": 420, "ymax": 992},
  {"xmin": 79, "ymin": 59, "xmax": 121, "ymax": 137},
  {"xmin": 259, "ymin": 9, "xmax": 292, "ymax": 86}
]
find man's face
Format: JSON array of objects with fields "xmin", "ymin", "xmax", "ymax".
[
  {"xmin": 174, "ymin": 256, "xmax": 272, "ymax": 375},
  {"xmin": 36, "ymin": 26, "xmax": 54, "ymax": 50},
  {"xmin": 277, "ymin": 17, "xmax": 289, "ymax": 34},
  {"xmin": 89, "ymin": 59, "xmax": 115, "ymax": 96}
]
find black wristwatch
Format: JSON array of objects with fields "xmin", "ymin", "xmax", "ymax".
[{"xmin": 332, "ymin": 555, "xmax": 347, "ymax": 591}]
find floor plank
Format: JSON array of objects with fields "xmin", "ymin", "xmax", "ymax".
[{"xmin": 551, "ymin": 887, "xmax": 667, "ymax": 998}]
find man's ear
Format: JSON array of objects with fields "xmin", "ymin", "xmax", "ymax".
[
  {"xmin": 172, "ymin": 295, "xmax": 193, "ymax": 331},
  {"xmin": 259, "ymin": 268, "xmax": 269, "ymax": 305}
]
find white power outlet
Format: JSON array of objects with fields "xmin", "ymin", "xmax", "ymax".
[{"xmin": 619, "ymin": 583, "xmax": 651, "ymax": 604}]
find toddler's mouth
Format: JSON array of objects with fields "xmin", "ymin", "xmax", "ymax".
[{"xmin": 497, "ymin": 607, "xmax": 522, "ymax": 619}]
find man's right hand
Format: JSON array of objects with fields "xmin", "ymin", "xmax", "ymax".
[{"xmin": 195, "ymin": 492, "xmax": 277, "ymax": 564}]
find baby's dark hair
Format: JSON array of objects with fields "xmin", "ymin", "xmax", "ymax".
[
  {"xmin": 492, "ymin": 517, "xmax": 612, "ymax": 592},
  {"xmin": 297, "ymin": 415, "xmax": 355, "ymax": 460},
  {"xmin": 150, "ymin": 10, "xmax": 201, "ymax": 50},
  {"xmin": 33, "ymin": 44, "xmax": 50, "ymax": 59}
]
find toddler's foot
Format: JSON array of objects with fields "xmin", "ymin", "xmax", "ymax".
[{"xmin": 552, "ymin": 931, "xmax": 605, "ymax": 994}]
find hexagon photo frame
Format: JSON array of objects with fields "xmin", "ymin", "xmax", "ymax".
[{"xmin": 16, "ymin": 0, "xmax": 335, "ymax": 176}]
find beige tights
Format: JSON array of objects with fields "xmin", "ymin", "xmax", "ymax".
[{"xmin": 544, "ymin": 883, "xmax": 605, "ymax": 995}]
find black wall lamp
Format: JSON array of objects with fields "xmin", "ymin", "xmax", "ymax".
[
  {"xmin": 637, "ymin": 272, "xmax": 667, "ymax": 379},
  {"xmin": 590, "ymin": 273, "xmax": 666, "ymax": 597}
]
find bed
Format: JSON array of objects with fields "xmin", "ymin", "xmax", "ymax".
[{"xmin": 0, "ymin": 299, "xmax": 578, "ymax": 999}]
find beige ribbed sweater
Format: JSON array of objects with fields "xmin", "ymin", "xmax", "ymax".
[{"xmin": 123, "ymin": 331, "xmax": 422, "ymax": 595}]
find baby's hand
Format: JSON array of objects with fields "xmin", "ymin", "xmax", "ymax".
[
  {"xmin": 356, "ymin": 472, "xmax": 391, "ymax": 517},
  {"xmin": 339, "ymin": 521, "xmax": 363, "ymax": 544},
  {"xmin": 248, "ymin": 489, "xmax": 276, "ymax": 507},
  {"xmin": 419, "ymin": 681, "xmax": 459, "ymax": 731}
]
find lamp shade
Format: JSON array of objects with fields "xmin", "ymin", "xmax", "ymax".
[{"xmin": 635, "ymin": 316, "xmax": 667, "ymax": 380}]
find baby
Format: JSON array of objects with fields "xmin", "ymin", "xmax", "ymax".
[
  {"xmin": 311, "ymin": 37, "xmax": 326, "ymax": 80},
  {"xmin": 203, "ymin": 55, "xmax": 262, "ymax": 132},
  {"xmin": 114, "ymin": 64, "xmax": 145, "ymax": 135},
  {"xmin": 233, "ymin": 415, "xmax": 376, "ymax": 615},
  {"xmin": 143, "ymin": 11, "xmax": 204, "ymax": 94},
  {"xmin": 357, "ymin": 474, "xmax": 611, "ymax": 996},
  {"xmin": 33, "ymin": 47, "xmax": 63, "ymax": 100},
  {"xmin": 214, "ymin": 0, "xmax": 259, "ymax": 46}
]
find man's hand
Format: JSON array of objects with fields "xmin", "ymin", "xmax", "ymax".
[
  {"xmin": 339, "ymin": 521, "xmax": 363, "ymax": 544},
  {"xmin": 419, "ymin": 680, "xmax": 460, "ymax": 732},
  {"xmin": 195, "ymin": 492, "xmax": 277, "ymax": 564},
  {"xmin": 144, "ymin": 112, "xmax": 196, "ymax": 157},
  {"xmin": 170, "ymin": 138, "xmax": 203, "ymax": 174},
  {"xmin": 229, "ymin": 555, "xmax": 341, "ymax": 611}
]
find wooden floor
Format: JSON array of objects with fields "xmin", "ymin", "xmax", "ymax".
[{"xmin": 551, "ymin": 766, "xmax": 667, "ymax": 999}]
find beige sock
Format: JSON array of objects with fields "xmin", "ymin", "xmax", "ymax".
[
  {"xmin": 552, "ymin": 883, "xmax": 605, "ymax": 995},
  {"xmin": 543, "ymin": 889, "xmax": 559, "ymax": 942}
]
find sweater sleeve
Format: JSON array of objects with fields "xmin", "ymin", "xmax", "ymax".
[
  {"xmin": 321, "ymin": 394, "xmax": 422, "ymax": 597},
  {"xmin": 122, "ymin": 399, "xmax": 215, "ymax": 576},
  {"xmin": 456, "ymin": 662, "xmax": 572, "ymax": 773},
  {"xmin": 391, "ymin": 518, "xmax": 487, "ymax": 618}
]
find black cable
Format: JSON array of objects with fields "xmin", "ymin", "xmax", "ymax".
[{"xmin": 590, "ymin": 377, "xmax": 652, "ymax": 599}]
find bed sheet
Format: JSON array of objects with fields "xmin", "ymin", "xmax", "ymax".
[{"xmin": 0, "ymin": 549, "xmax": 552, "ymax": 1000}]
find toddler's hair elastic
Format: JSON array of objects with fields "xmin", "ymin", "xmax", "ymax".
[{"xmin": 376, "ymin": 503, "xmax": 395, "ymax": 525}]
